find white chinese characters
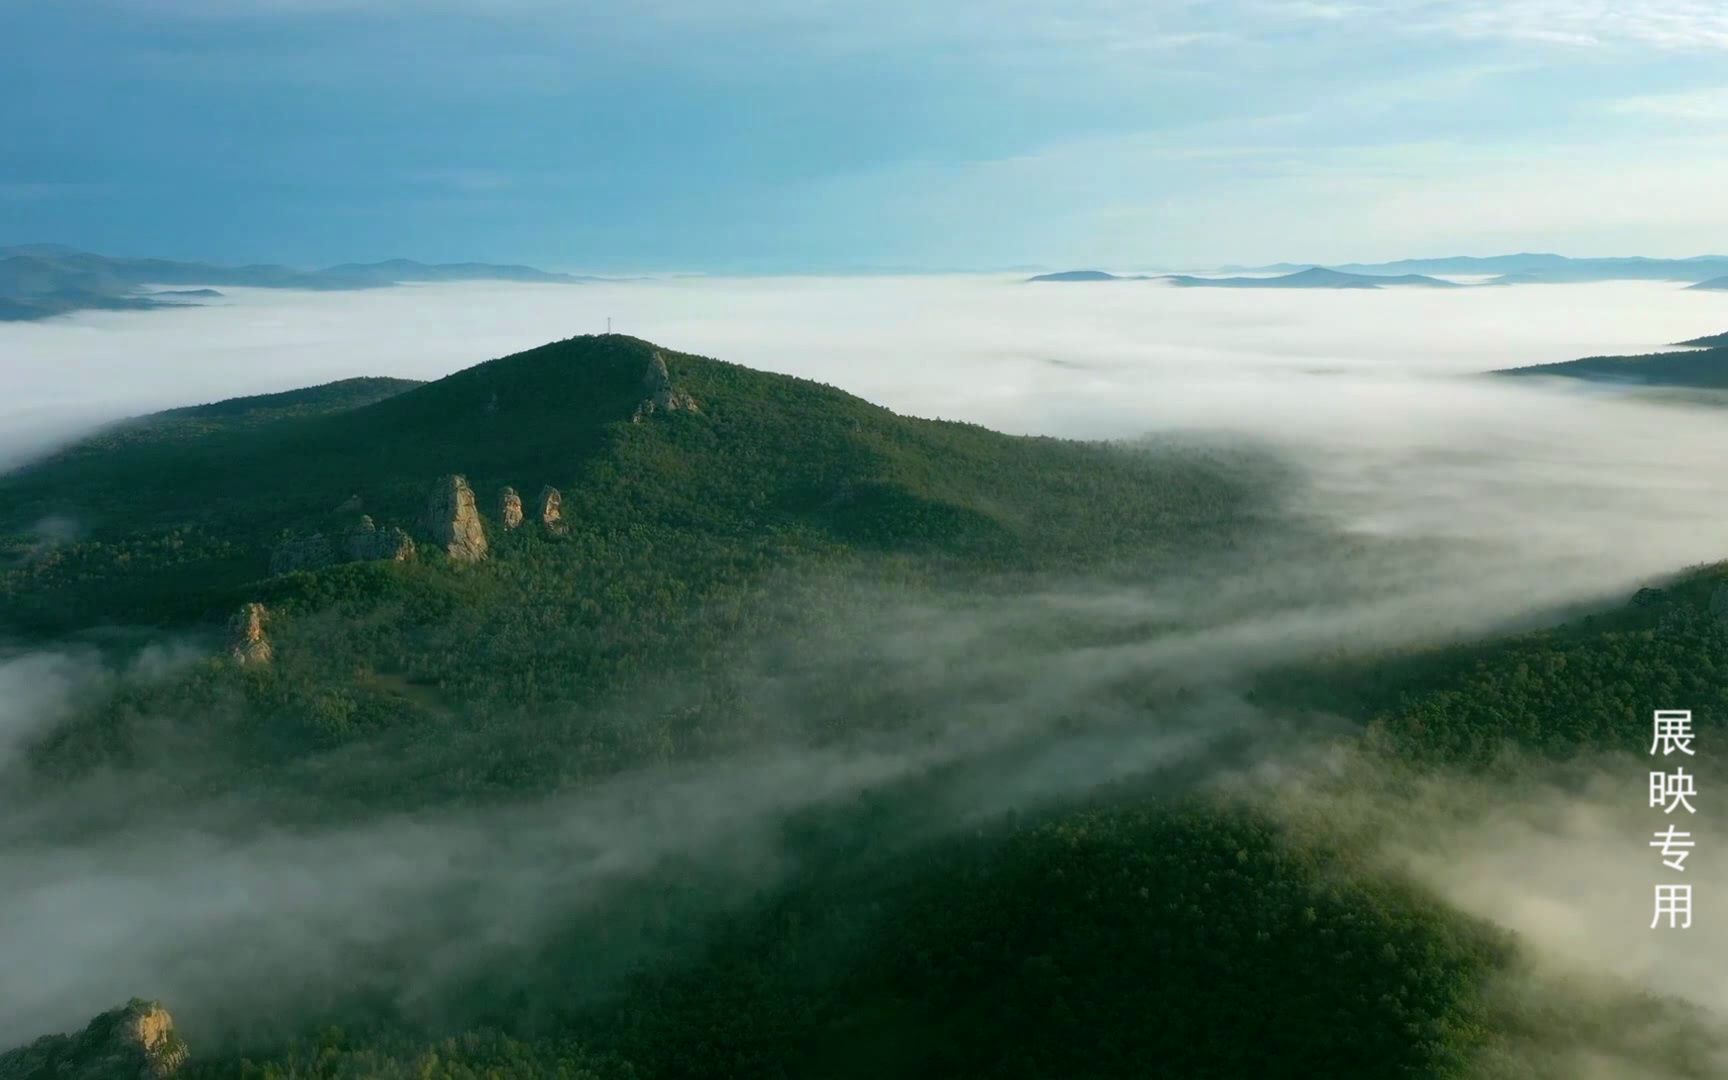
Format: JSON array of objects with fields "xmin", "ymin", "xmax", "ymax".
[
  {"xmin": 1653, "ymin": 884, "xmax": 1692, "ymax": 930},
  {"xmin": 1650, "ymin": 710, "xmax": 1698, "ymax": 930},
  {"xmin": 1650, "ymin": 767, "xmax": 1697, "ymax": 815},
  {"xmin": 1651, "ymin": 710, "xmax": 1696, "ymax": 756}
]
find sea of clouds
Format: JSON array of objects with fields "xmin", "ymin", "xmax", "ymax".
[
  {"xmin": 2, "ymin": 275, "xmax": 1721, "ymax": 449},
  {"xmin": 3, "ymin": 275, "xmax": 1728, "ymax": 1067},
  {"xmin": 7, "ymin": 273, "xmax": 1726, "ymax": 622}
]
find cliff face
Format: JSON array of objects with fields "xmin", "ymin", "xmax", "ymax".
[
  {"xmin": 498, "ymin": 486, "xmax": 524, "ymax": 530},
  {"xmin": 229, "ymin": 602, "xmax": 272, "ymax": 666},
  {"xmin": 632, "ymin": 351, "xmax": 700, "ymax": 422},
  {"xmin": 0, "ymin": 999, "xmax": 187, "ymax": 1080},
  {"xmin": 425, "ymin": 474, "xmax": 489, "ymax": 562},
  {"xmin": 536, "ymin": 485, "xmax": 563, "ymax": 531}
]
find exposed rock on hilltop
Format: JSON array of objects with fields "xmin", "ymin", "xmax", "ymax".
[
  {"xmin": 425, "ymin": 474, "xmax": 488, "ymax": 562},
  {"xmin": 344, "ymin": 515, "xmax": 416, "ymax": 562},
  {"xmin": 632, "ymin": 350, "xmax": 700, "ymax": 421},
  {"xmin": 536, "ymin": 485, "xmax": 564, "ymax": 531},
  {"xmin": 229, "ymin": 602, "xmax": 272, "ymax": 665},
  {"xmin": 0, "ymin": 999, "xmax": 188, "ymax": 1079},
  {"xmin": 498, "ymin": 486, "xmax": 524, "ymax": 530},
  {"xmin": 271, "ymin": 513, "xmax": 414, "ymax": 575}
]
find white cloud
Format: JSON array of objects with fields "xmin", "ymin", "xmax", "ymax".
[
  {"xmin": 0, "ymin": 275, "xmax": 1718, "ymax": 434},
  {"xmin": 1426, "ymin": 0, "xmax": 1728, "ymax": 50},
  {"xmin": 1609, "ymin": 86, "xmax": 1728, "ymax": 122}
]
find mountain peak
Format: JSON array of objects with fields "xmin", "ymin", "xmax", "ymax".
[{"xmin": 0, "ymin": 999, "xmax": 188, "ymax": 1079}]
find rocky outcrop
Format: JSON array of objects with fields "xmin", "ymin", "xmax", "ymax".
[
  {"xmin": 269, "ymin": 531, "xmax": 336, "ymax": 575},
  {"xmin": 536, "ymin": 485, "xmax": 563, "ymax": 531},
  {"xmin": 425, "ymin": 474, "xmax": 488, "ymax": 562},
  {"xmin": 1, "ymin": 999, "xmax": 189, "ymax": 1079},
  {"xmin": 632, "ymin": 350, "xmax": 699, "ymax": 422},
  {"xmin": 334, "ymin": 493, "xmax": 363, "ymax": 514},
  {"xmin": 344, "ymin": 515, "xmax": 416, "ymax": 562},
  {"xmin": 273, "ymin": 515, "xmax": 414, "ymax": 574},
  {"xmin": 499, "ymin": 486, "xmax": 524, "ymax": 530},
  {"xmin": 229, "ymin": 602, "xmax": 272, "ymax": 666}
]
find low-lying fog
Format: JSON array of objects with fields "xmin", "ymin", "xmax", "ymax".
[
  {"xmin": 3, "ymin": 275, "xmax": 1728, "ymax": 1071},
  {"xmin": 2, "ymin": 276, "xmax": 1721, "ymax": 440},
  {"xmin": 7, "ymin": 274, "xmax": 1726, "ymax": 627}
]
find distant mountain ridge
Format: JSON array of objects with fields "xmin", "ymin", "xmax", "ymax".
[
  {"xmin": 0, "ymin": 245, "xmax": 597, "ymax": 321},
  {"xmin": 1030, "ymin": 254, "xmax": 1728, "ymax": 288},
  {"xmin": 1027, "ymin": 266, "xmax": 1462, "ymax": 289},
  {"xmin": 1026, "ymin": 270, "xmax": 1153, "ymax": 282},
  {"xmin": 1242, "ymin": 253, "xmax": 1728, "ymax": 286},
  {"xmin": 1162, "ymin": 267, "xmax": 1461, "ymax": 290}
]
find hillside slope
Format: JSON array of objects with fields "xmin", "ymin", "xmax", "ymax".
[
  {"xmin": 8, "ymin": 334, "xmax": 1725, "ymax": 1080},
  {"xmin": 3, "ymin": 334, "xmax": 1280, "ymax": 811},
  {"xmin": 1, "ymin": 335, "xmax": 1263, "ymax": 628},
  {"xmin": 1676, "ymin": 331, "xmax": 1728, "ymax": 348},
  {"xmin": 1494, "ymin": 345, "xmax": 1728, "ymax": 389}
]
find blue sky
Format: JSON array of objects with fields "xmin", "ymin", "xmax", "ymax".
[{"xmin": 3, "ymin": 1, "xmax": 1727, "ymax": 270}]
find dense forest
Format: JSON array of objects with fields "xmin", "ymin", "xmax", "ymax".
[
  {"xmin": 3, "ymin": 334, "xmax": 1724, "ymax": 1079},
  {"xmin": 1495, "ymin": 342, "xmax": 1728, "ymax": 390}
]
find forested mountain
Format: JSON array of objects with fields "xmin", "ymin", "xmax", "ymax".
[
  {"xmin": 1494, "ymin": 344, "xmax": 1728, "ymax": 389},
  {"xmin": 4, "ymin": 334, "xmax": 1725, "ymax": 1078},
  {"xmin": 1677, "ymin": 331, "xmax": 1728, "ymax": 348}
]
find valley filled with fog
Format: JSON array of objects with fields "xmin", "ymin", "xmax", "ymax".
[{"xmin": 4, "ymin": 275, "xmax": 1728, "ymax": 1076}]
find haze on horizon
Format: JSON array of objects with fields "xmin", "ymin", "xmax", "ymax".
[{"xmin": 5, "ymin": 1, "xmax": 1728, "ymax": 271}]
